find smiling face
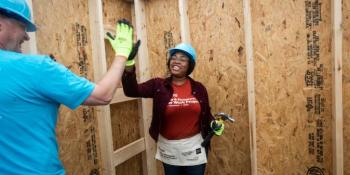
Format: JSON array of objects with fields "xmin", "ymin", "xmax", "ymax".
[
  {"xmin": 0, "ymin": 15, "xmax": 30, "ymax": 53},
  {"xmin": 168, "ymin": 52, "xmax": 190, "ymax": 78}
]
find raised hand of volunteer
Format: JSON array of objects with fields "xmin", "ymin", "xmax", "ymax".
[
  {"xmin": 106, "ymin": 18, "xmax": 140, "ymax": 66},
  {"xmin": 106, "ymin": 19, "xmax": 133, "ymax": 57}
]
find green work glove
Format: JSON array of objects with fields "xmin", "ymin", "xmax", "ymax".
[
  {"xmin": 211, "ymin": 119, "xmax": 224, "ymax": 136},
  {"xmin": 107, "ymin": 19, "xmax": 133, "ymax": 58},
  {"xmin": 125, "ymin": 40, "xmax": 141, "ymax": 66}
]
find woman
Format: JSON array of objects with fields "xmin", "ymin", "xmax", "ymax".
[{"xmin": 122, "ymin": 43, "xmax": 222, "ymax": 175}]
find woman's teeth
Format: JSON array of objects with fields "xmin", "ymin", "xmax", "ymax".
[{"xmin": 173, "ymin": 65, "xmax": 180, "ymax": 71}]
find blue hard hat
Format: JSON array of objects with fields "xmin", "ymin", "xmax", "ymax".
[
  {"xmin": 168, "ymin": 43, "xmax": 197, "ymax": 63},
  {"xmin": 0, "ymin": 0, "xmax": 36, "ymax": 32}
]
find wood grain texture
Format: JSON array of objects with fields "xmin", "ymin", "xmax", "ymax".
[
  {"xmin": 32, "ymin": 0, "xmax": 100, "ymax": 174},
  {"xmin": 188, "ymin": 0, "xmax": 250, "ymax": 175},
  {"xmin": 145, "ymin": 0, "xmax": 181, "ymax": 78},
  {"xmin": 110, "ymin": 100, "xmax": 143, "ymax": 175},
  {"xmin": 251, "ymin": 0, "xmax": 332, "ymax": 174},
  {"xmin": 343, "ymin": 0, "xmax": 350, "ymax": 174}
]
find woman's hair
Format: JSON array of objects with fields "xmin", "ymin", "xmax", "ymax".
[{"xmin": 166, "ymin": 51, "xmax": 195, "ymax": 76}]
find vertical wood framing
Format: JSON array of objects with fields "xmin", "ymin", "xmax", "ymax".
[
  {"xmin": 243, "ymin": 0, "xmax": 257, "ymax": 174},
  {"xmin": 23, "ymin": 0, "xmax": 37, "ymax": 54},
  {"xmin": 28, "ymin": 0, "xmax": 347, "ymax": 174},
  {"xmin": 332, "ymin": 0, "xmax": 343, "ymax": 174},
  {"xmin": 178, "ymin": 0, "xmax": 190, "ymax": 43},
  {"xmin": 88, "ymin": 0, "xmax": 115, "ymax": 174},
  {"xmin": 134, "ymin": 0, "xmax": 158, "ymax": 175}
]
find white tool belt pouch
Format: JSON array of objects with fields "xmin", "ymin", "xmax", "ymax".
[{"xmin": 155, "ymin": 133, "xmax": 207, "ymax": 166}]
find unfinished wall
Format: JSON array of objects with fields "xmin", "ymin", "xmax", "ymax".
[
  {"xmin": 31, "ymin": 0, "xmax": 347, "ymax": 175},
  {"xmin": 145, "ymin": 0, "xmax": 181, "ymax": 78},
  {"xmin": 103, "ymin": 0, "xmax": 132, "ymax": 69},
  {"xmin": 143, "ymin": 1, "xmax": 182, "ymax": 174},
  {"xmin": 32, "ymin": 0, "xmax": 100, "ymax": 174},
  {"xmin": 102, "ymin": 1, "xmax": 144, "ymax": 174},
  {"xmin": 188, "ymin": 0, "xmax": 250, "ymax": 175},
  {"xmin": 252, "ymin": 0, "xmax": 332, "ymax": 174},
  {"xmin": 110, "ymin": 101, "xmax": 143, "ymax": 174},
  {"xmin": 343, "ymin": 0, "xmax": 350, "ymax": 174}
]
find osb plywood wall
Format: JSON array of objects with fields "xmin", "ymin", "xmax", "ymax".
[
  {"xmin": 188, "ymin": 0, "xmax": 251, "ymax": 175},
  {"xmin": 343, "ymin": 0, "xmax": 350, "ymax": 174},
  {"xmin": 145, "ymin": 0, "xmax": 181, "ymax": 78},
  {"xmin": 251, "ymin": 0, "xmax": 332, "ymax": 174},
  {"xmin": 103, "ymin": 0, "xmax": 132, "ymax": 69},
  {"xmin": 32, "ymin": 0, "xmax": 100, "ymax": 174},
  {"xmin": 31, "ymin": 0, "xmax": 347, "ymax": 175},
  {"xmin": 144, "ymin": 1, "xmax": 181, "ymax": 174},
  {"xmin": 103, "ymin": 0, "xmax": 144, "ymax": 174},
  {"xmin": 110, "ymin": 101, "xmax": 143, "ymax": 174}
]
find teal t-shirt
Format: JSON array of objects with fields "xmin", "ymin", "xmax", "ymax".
[{"xmin": 0, "ymin": 50, "xmax": 95, "ymax": 175}]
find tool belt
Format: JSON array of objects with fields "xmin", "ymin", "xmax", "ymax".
[{"xmin": 155, "ymin": 133, "xmax": 207, "ymax": 166}]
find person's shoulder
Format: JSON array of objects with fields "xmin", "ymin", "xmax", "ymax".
[
  {"xmin": 189, "ymin": 77, "xmax": 205, "ymax": 88},
  {"xmin": 0, "ymin": 50, "xmax": 51, "ymax": 64},
  {"xmin": 145, "ymin": 77, "xmax": 168, "ymax": 89},
  {"xmin": 0, "ymin": 50, "xmax": 55, "ymax": 69},
  {"xmin": 153, "ymin": 77, "xmax": 166, "ymax": 82}
]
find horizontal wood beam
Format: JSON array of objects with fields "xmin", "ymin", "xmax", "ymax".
[{"xmin": 112, "ymin": 138, "xmax": 146, "ymax": 166}]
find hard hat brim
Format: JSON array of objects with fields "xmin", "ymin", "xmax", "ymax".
[
  {"xmin": 0, "ymin": 8, "xmax": 36, "ymax": 32},
  {"xmin": 23, "ymin": 19, "xmax": 36, "ymax": 32},
  {"xmin": 168, "ymin": 48, "xmax": 195, "ymax": 62}
]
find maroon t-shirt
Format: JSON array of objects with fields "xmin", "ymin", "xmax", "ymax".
[{"xmin": 161, "ymin": 79, "xmax": 201, "ymax": 140}]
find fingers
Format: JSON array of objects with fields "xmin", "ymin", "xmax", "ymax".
[
  {"xmin": 135, "ymin": 40, "xmax": 141, "ymax": 48},
  {"xmin": 127, "ymin": 40, "xmax": 141, "ymax": 61},
  {"xmin": 117, "ymin": 18, "xmax": 133, "ymax": 34},
  {"xmin": 106, "ymin": 33, "xmax": 114, "ymax": 45},
  {"xmin": 117, "ymin": 18, "xmax": 131, "ymax": 26},
  {"xmin": 106, "ymin": 32, "xmax": 115, "ymax": 40}
]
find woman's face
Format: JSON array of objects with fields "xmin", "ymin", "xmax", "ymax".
[{"xmin": 169, "ymin": 52, "xmax": 189, "ymax": 78}]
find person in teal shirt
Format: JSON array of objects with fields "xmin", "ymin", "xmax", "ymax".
[{"xmin": 0, "ymin": 0, "xmax": 138, "ymax": 174}]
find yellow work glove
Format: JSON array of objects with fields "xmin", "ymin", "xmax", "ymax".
[
  {"xmin": 126, "ymin": 40, "xmax": 141, "ymax": 66},
  {"xmin": 211, "ymin": 119, "xmax": 224, "ymax": 136},
  {"xmin": 107, "ymin": 19, "xmax": 133, "ymax": 59}
]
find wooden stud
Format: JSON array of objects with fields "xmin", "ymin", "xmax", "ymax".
[
  {"xmin": 113, "ymin": 138, "xmax": 146, "ymax": 166},
  {"xmin": 178, "ymin": 0, "xmax": 190, "ymax": 43},
  {"xmin": 134, "ymin": 0, "xmax": 158, "ymax": 175},
  {"xmin": 332, "ymin": 0, "xmax": 343, "ymax": 174},
  {"xmin": 88, "ymin": 0, "xmax": 115, "ymax": 174},
  {"xmin": 243, "ymin": 0, "xmax": 257, "ymax": 174}
]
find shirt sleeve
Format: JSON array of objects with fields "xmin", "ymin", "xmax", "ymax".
[
  {"xmin": 122, "ymin": 66, "xmax": 156, "ymax": 98},
  {"xmin": 37, "ymin": 57, "xmax": 95, "ymax": 109}
]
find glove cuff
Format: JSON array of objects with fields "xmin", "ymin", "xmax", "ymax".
[{"xmin": 125, "ymin": 60, "xmax": 135, "ymax": 66}]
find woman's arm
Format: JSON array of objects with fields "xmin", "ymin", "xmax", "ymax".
[{"xmin": 122, "ymin": 65, "xmax": 156, "ymax": 98}]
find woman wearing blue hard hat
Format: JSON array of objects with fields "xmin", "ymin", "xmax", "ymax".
[{"xmin": 123, "ymin": 43, "xmax": 223, "ymax": 175}]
